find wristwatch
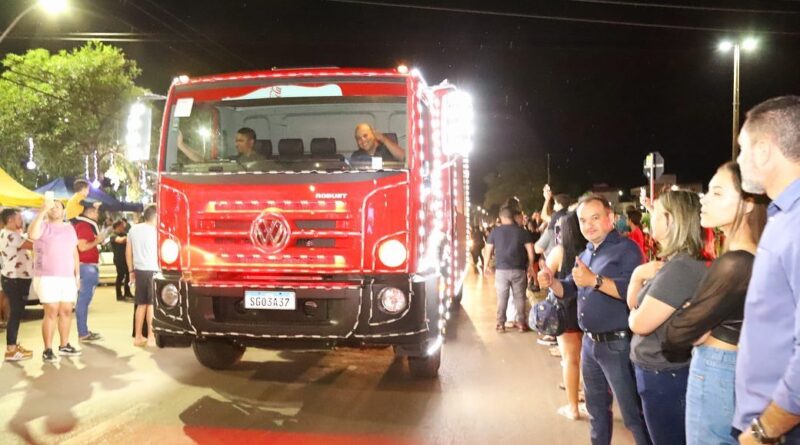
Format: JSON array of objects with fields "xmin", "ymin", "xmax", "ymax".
[
  {"xmin": 594, "ymin": 274, "xmax": 604, "ymax": 290},
  {"xmin": 750, "ymin": 417, "xmax": 784, "ymax": 444}
]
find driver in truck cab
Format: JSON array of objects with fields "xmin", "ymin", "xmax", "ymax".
[
  {"xmin": 350, "ymin": 123, "xmax": 406, "ymax": 162},
  {"xmin": 176, "ymin": 127, "xmax": 265, "ymax": 163}
]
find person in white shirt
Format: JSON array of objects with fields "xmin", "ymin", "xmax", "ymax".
[
  {"xmin": 126, "ymin": 205, "xmax": 159, "ymax": 347},
  {"xmin": 1, "ymin": 208, "xmax": 34, "ymax": 361}
]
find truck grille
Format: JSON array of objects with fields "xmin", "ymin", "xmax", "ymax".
[{"xmin": 190, "ymin": 199, "xmax": 360, "ymax": 271}]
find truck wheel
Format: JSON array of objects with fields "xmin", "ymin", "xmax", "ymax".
[
  {"xmin": 192, "ymin": 338, "xmax": 245, "ymax": 370},
  {"xmin": 452, "ymin": 286, "xmax": 463, "ymax": 307},
  {"xmin": 408, "ymin": 348, "xmax": 441, "ymax": 379}
]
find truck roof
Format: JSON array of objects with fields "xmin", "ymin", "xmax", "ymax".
[{"xmin": 178, "ymin": 67, "xmax": 408, "ymax": 86}]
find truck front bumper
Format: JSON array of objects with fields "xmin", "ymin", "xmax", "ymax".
[{"xmin": 152, "ymin": 273, "xmax": 441, "ymax": 348}]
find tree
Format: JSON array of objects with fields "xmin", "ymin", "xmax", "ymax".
[
  {"xmin": 0, "ymin": 41, "xmax": 145, "ymax": 190},
  {"xmin": 482, "ymin": 158, "xmax": 547, "ymax": 215}
]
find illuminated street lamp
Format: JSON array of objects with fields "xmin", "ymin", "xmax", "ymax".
[
  {"xmin": 0, "ymin": 0, "xmax": 69, "ymax": 46},
  {"xmin": 718, "ymin": 37, "xmax": 759, "ymax": 160}
]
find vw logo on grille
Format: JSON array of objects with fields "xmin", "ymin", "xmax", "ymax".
[{"xmin": 249, "ymin": 212, "xmax": 291, "ymax": 253}]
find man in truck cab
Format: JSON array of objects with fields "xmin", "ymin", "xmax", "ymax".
[
  {"xmin": 177, "ymin": 127, "xmax": 265, "ymax": 163},
  {"xmin": 350, "ymin": 123, "xmax": 406, "ymax": 162}
]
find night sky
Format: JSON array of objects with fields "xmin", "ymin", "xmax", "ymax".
[{"xmin": 2, "ymin": 0, "xmax": 800, "ymax": 202}]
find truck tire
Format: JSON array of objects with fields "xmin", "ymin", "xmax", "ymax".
[
  {"xmin": 408, "ymin": 348, "xmax": 441, "ymax": 379},
  {"xmin": 192, "ymin": 338, "xmax": 246, "ymax": 370},
  {"xmin": 452, "ymin": 285, "xmax": 463, "ymax": 307}
]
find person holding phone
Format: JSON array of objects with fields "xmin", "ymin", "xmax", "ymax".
[
  {"xmin": 72, "ymin": 201, "xmax": 109, "ymax": 343},
  {"xmin": 1, "ymin": 207, "xmax": 34, "ymax": 361},
  {"xmin": 28, "ymin": 199, "xmax": 81, "ymax": 362}
]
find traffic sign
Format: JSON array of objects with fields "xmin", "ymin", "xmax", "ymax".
[{"xmin": 643, "ymin": 152, "xmax": 664, "ymax": 180}]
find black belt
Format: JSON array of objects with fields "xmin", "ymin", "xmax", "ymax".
[{"xmin": 586, "ymin": 330, "xmax": 631, "ymax": 342}]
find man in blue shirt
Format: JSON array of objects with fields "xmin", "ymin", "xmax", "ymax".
[
  {"xmin": 734, "ymin": 95, "xmax": 800, "ymax": 445},
  {"xmin": 539, "ymin": 196, "xmax": 648, "ymax": 445}
]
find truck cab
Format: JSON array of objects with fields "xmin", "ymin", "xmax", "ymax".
[{"xmin": 152, "ymin": 67, "xmax": 472, "ymax": 378}]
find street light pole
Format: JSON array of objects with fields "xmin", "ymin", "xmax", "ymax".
[
  {"xmin": 0, "ymin": 4, "xmax": 37, "ymax": 46},
  {"xmin": 719, "ymin": 37, "xmax": 758, "ymax": 161},
  {"xmin": 731, "ymin": 43, "xmax": 741, "ymax": 160},
  {"xmin": 0, "ymin": 0, "xmax": 69, "ymax": 47}
]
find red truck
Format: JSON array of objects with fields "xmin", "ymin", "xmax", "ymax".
[{"xmin": 152, "ymin": 67, "xmax": 472, "ymax": 378}]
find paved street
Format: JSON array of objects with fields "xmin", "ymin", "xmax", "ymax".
[{"xmin": 0, "ymin": 270, "xmax": 635, "ymax": 445}]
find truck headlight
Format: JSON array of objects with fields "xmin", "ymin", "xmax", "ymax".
[
  {"xmin": 378, "ymin": 239, "xmax": 407, "ymax": 268},
  {"xmin": 161, "ymin": 239, "xmax": 180, "ymax": 264},
  {"xmin": 378, "ymin": 287, "xmax": 407, "ymax": 314},
  {"xmin": 161, "ymin": 283, "xmax": 180, "ymax": 308}
]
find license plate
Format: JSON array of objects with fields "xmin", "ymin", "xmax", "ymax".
[{"xmin": 244, "ymin": 290, "xmax": 296, "ymax": 310}]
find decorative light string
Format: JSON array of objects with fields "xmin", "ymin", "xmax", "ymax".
[
  {"xmin": 26, "ymin": 137, "xmax": 36, "ymax": 170},
  {"xmin": 92, "ymin": 149, "xmax": 101, "ymax": 188}
]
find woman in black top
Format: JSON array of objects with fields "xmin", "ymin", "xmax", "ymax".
[
  {"xmin": 543, "ymin": 211, "xmax": 587, "ymax": 420},
  {"xmin": 663, "ymin": 162, "xmax": 768, "ymax": 445}
]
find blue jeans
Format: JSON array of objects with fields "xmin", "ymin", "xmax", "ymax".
[
  {"xmin": 635, "ymin": 364, "xmax": 689, "ymax": 445},
  {"xmin": 686, "ymin": 345, "xmax": 737, "ymax": 445},
  {"xmin": 76, "ymin": 264, "xmax": 99, "ymax": 337},
  {"xmin": 582, "ymin": 336, "xmax": 651, "ymax": 445}
]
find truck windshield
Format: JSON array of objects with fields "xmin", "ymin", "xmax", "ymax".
[{"xmin": 163, "ymin": 95, "xmax": 408, "ymax": 173}]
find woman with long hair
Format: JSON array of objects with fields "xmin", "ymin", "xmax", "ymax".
[
  {"xmin": 543, "ymin": 211, "xmax": 587, "ymax": 420},
  {"xmin": 663, "ymin": 162, "xmax": 768, "ymax": 445},
  {"xmin": 627, "ymin": 190, "xmax": 708, "ymax": 445}
]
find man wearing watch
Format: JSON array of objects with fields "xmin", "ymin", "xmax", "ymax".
[
  {"xmin": 733, "ymin": 96, "xmax": 800, "ymax": 445},
  {"xmin": 538, "ymin": 195, "xmax": 648, "ymax": 445}
]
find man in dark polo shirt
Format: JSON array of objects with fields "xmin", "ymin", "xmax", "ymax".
[
  {"xmin": 484, "ymin": 206, "xmax": 534, "ymax": 333},
  {"xmin": 539, "ymin": 195, "xmax": 648, "ymax": 445}
]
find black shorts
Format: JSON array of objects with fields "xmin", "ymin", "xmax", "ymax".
[
  {"xmin": 564, "ymin": 297, "xmax": 582, "ymax": 333},
  {"xmin": 133, "ymin": 270, "xmax": 156, "ymax": 305}
]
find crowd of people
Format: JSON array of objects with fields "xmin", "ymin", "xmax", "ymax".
[
  {"xmin": 477, "ymin": 95, "xmax": 800, "ymax": 445},
  {"xmin": 0, "ymin": 179, "xmax": 159, "ymax": 363},
  {"xmin": 2, "ymin": 95, "xmax": 800, "ymax": 444}
]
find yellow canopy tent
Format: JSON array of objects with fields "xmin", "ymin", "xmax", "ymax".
[{"xmin": 0, "ymin": 167, "xmax": 44, "ymax": 207}]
